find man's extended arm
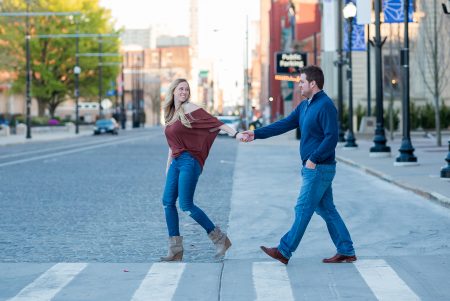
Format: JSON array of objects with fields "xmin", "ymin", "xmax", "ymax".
[{"xmin": 242, "ymin": 104, "xmax": 301, "ymax": 142}]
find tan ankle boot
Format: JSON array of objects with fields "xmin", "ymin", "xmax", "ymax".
[
  {"xmin": 208, "ymin": 227, "xmax": 232, "ymax": 258},
  {"xmin": 160, "ymin": 236, "xmax": 183, "ymax": 261}
]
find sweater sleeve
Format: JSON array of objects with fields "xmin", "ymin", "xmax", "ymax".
[
  {"xmin": 308, "ymin": 102, "xmax": 338, "ymax": 164},
  {"xmin": 189, "ymin": 109, "xmax": 224, "ymax": 129},
  {"xmin": 254, "ymin": 103, "xmax": 301, "ymax": 139}
]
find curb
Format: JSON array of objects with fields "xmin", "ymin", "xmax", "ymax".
[
  {"xmin": 0, "ymin": 131, "xmax": 93, "ymax": 147},
  {"xmin": 336, "ymin": 155, "xmax": 450, "ymax": 208}
]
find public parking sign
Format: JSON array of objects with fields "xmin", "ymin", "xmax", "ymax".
[
  {"xmin": 275, "ymin": 52, "xmax": 307, "ymax": 82},
  {"xmin": 275, "ymin": 52, "xmax": 307, "ymax": 74}
]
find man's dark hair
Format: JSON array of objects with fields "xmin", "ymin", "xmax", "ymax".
[{"xmin": 300, "ymin": 65, "xmax": 324, "ymax": 90}]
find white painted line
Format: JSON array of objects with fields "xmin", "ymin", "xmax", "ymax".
[
  {"xmin": 354, "ymin": 259, "xmax": 420, "ymax": 301},
  {"xmin": 0, "ymin": 133, "xmax": 158, "ymax": 168},
  {"xmin": 252, "ymin": 262, "xmax": 294, "ymax": 301},
  {"xmin": 7, "ymin": 263, "xmax": 87, "ymax": 301},
  {"xmin": 0, "ymin": 138, "xmax": 109, "ymax": 159},
  {"xmin": 131, "ymin": 263, "xmax": 185, "ymax": 301}
]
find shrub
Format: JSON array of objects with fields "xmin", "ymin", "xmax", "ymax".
[{"xmin": 48, "ymin": 119, "xmax": 60, "ymax": 126}]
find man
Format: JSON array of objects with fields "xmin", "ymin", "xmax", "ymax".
[{"xmin": 241, "ymin": 65, "xmax": 356, "ymax": 265}]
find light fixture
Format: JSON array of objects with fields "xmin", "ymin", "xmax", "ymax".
[{"xmin": 343, "ymin": 2, "xmax": 357, "ymax": 20}]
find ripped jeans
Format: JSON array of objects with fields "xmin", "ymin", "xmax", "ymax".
[{"xmin": 162, "ymin": 151, "xmax": 215, "ymax": 236}]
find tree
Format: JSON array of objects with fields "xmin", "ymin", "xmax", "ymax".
[
  {"xmin": 416, "ymin": 0, "xmax": 450, "ymax": 146},
  {"xmin": 0, "ymin": 0, "xmax": 121, "ymax": 118}
]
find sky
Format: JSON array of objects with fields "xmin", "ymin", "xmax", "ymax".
[{"xmin": 99, "ymin": 0, "xmax": 260, "ymax": 103}]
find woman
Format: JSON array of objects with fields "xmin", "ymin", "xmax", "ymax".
[{"xmin": 161, "ymin": 78, "xmax": 243, "ymax": 261}]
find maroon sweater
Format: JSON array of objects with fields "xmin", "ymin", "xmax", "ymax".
[{"xmin": 164, "ymin": 109, "xmax": 224, "ymax": 167}]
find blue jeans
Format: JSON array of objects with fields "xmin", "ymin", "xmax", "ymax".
[
  {"xmin": 162, "ymin": 152, "xmax": 215, "ymax": 236},
  {"xmin": 278, "ymin": 164, "xmax": 355, "ymax": 259}
]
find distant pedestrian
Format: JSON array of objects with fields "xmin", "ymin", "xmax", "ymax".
[
  {"xmin": 241, "ymin": 66, "xmax": 356, "ymax": 264},
  {"xmin": 160, "ymin": 78, "xmax": 243, "ymax": 261}
]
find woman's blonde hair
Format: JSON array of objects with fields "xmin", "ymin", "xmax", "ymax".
[{"xmin": 163, "ymin": 78, "xmax": 192, "ymax": 128}]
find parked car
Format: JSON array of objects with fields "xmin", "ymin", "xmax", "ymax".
[
  {"xmin": 216, "ymin": 115, "xmax": 241, "ymax": 135},
  {"xmin": 93, "ymin": 118, "xmax": 119, "ymax": 135}
]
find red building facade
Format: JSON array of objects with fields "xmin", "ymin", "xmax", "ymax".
[{"xmin": 268, "ymin": 0, "xmax": 321, "ymax": 119}]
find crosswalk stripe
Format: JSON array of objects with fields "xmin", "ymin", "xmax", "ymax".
[
  {"xmin": 252, "ymin": 262, "xmax": 294, "ymax": 301},
  {"xmin": 354, "ymin": 259, "xmax": 420, "ymax": 301},
  {"xmin": 6, "ymin": 263, "xmax": 87, "ymax": 301},
  {"xmin": 131, "ymin": 263, "xmax": 185, "ymax": 301}
]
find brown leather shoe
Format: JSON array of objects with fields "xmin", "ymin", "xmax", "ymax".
[
  {"xmin": 322, "ymin": 253, "xmax": 357, "ymax": 263},
  {"xmin": 260, "ymin": 246, "xmax": 289, "ymax": 265}
]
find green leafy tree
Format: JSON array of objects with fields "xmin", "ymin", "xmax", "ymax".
[{"xmin": 0, "ymin": 0, "xmax": 121, "ymax": 117}]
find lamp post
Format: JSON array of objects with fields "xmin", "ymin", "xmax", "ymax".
[
  {"xmin": 443, "ymin": 0, "xmax": 450, "ymax": 178},
  {"xmin": 74, "ymin": 18, "xmax": 80, "ymax": 134},
  {"xmin": 336, "ymin": 0, "xmax": 345, "ymax": 142},
  {"xmin": 74, "ymin": 65, "xmax": 81, "ymax": 134},
  {"xmin": 369, "ymin": 0, "xmax": 391, "ymax": 157},
  {"xmin": 98, "ymin": 35, "xmax": 103, "ymax": 119},
  {"xmin": 25, "ymin": 0, "xmax": 31, "ymax": 139},
  {"xmin": 395, "ymin": 0, "xmax": 417, "ymax": 166},
  {"xmin": 120, "ymin": 62, "xmax": 126, "ymax": 129},
  {"xmin": 442, "ymin": 142, "xmax": 450, "ymax": 178},
  {"xmin": 343, "ymin": 2, "xmax": 357, "ymax": 148},
  {"xmin": 366, "ymin": 25, "xmax": 372, "ymax": 116}
]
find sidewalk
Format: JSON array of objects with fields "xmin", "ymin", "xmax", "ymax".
[
  {"xmin": 335, "ymin": 133, "xmax": 450, "ymax": 207},
  {"xmin": 0, "ymin": 129, "xmax": 92, "ymax": 146}
]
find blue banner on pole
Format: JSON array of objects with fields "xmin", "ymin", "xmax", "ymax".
[
  {"xmin": 343, "ymin": 0, "xmax": 366, "ymax": 51},
  {"xmin": 383, "ymin": 0, "xmax": 413, "ymax": 23},
  {"xmin": 343, "ymin": 19, "xmax": 366, "ymax": 51}
]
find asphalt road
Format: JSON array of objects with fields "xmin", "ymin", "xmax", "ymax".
[
  {"xmin": 2, "ymin": 129, "xmax": 450, "ymax": 300},
  {"xmin": 0, "ymin": 128, "xmax": 237, "ymax": 263}
]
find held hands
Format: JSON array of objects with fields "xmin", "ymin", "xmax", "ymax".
[{"xmin": 237, "ymin": 130, "xmax": 254, "ymax": 143}]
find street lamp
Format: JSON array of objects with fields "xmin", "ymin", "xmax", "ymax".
[
  {"xmin": 442, "ymin": 141, "xmax": 450, "ymax": 178},
  {"xmin": 336, "ymin": 0, "xmax": 346, "ymax": 143},
  {"xmin": 74, "ymin": 65, "xmax": 81, "ymax": 134},
  {"xmin": 74, "ymin": 17, "xmax": 80, "ymax": 134},
  {"xmin": 98, "ymin": 35, "xmax": 103, "ymax": 119},
  {"xmin": 268, "ymin": 96, "xmax": 273, "ymax": 124},
  {"xmin": 120, "ymin": 63, "xmax": 126, "ymax": 129},
  {"xmin": 25, "ymin": 0, "xmax": 31, "ymax": 139},
  {"xmin": 343, "ymin": 1, "xmax": 357, "ymax": 148},
  {"xmin": 395, "ymin": 0, "xmax": 417, "ymax": 166},
  {"xmin": 369, "ymin": 0, "xmax": 391, "ymax": 157}
]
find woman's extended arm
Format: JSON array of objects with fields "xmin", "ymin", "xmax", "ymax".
[{"xmin": 217, "ymin": 124, "xmax": 245, "ymax": 140}]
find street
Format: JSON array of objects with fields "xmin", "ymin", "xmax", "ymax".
[
  {"xmin": 0, "ymin": 128, "xmax": 237, "ymax": 263},
  {"xmin": 1, "ymin": 129, "xmax": 450, "ymax": 300}
]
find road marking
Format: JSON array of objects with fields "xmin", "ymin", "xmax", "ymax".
[
  {"xmin": 0, "ymin": 138, "xmax": 109, "ymax": 159},
  {"xmin": 354, "ymin": 259, "xmax": 420, "ymax": 301},
  {"xmin": 0, "ymin": 133, "xmax": 159, "ymax": 168},
  {"xmin": 131, "ymin": 263, "xmax": 185, "ymax": 301},
  {"xmin": 7, "ymin": 263, "xmax": 87, "ymax": 301},
  {"xmin": 252, "ymin": 262, "xmax": 294, "ymax": 301}
]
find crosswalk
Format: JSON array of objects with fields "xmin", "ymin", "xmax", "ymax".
[{"xmin": 0, "ymin": 258, "xmax": 436, "ymax": 301}]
